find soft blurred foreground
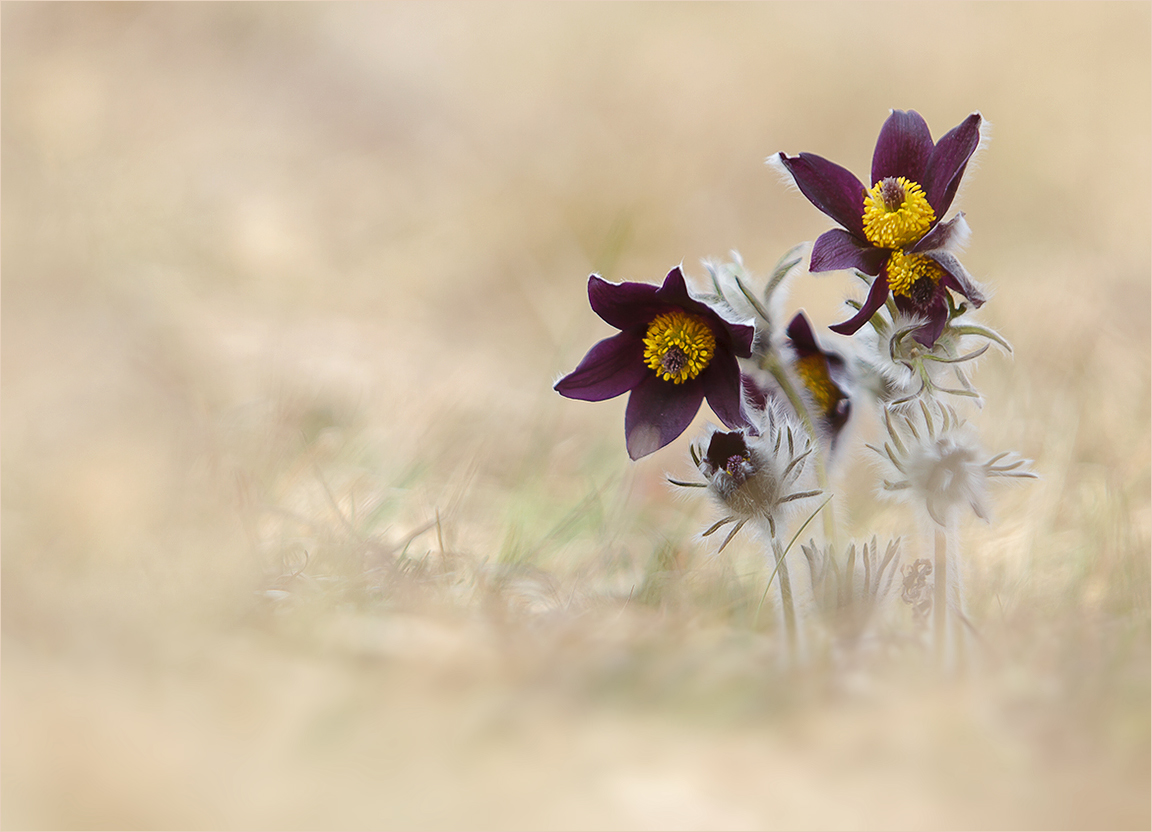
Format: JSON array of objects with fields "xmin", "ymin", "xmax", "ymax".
[{"xmin": 3, "ymin": 4, "xmax": 1149, "ymax": 829}]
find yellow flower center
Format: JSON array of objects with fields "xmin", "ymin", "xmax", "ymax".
[
  {"xmin": 643, "ymin": 309, "xmax": 716, "ymax": 384},
  {"xmin": 862, "ymin": 176, "xmax": 936, "ymax": 249},
  {"xmin": 795, "ymin": 354, "xmax": 840, "ymax": 416},
  {"xmin": 885, "ymin": 249, "xmax": 943, "ymax": 302}
]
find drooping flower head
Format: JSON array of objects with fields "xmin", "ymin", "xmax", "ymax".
[
  {"xmin": 735, "ymin": 311, "xmax": 853, "ymax": 449},
  {"xmin": 555, "ymin": 267, "xmax": 755, "ymax": 460},
  {"xmin": 861, "ymin": 307, "xmax": 1012, "ymax": 405},
  {"xmin": 773, "ymin": 110, "xmax": 988, "ymax": 346},
  {"xmin": 786, "ymin": 311, "xmax": 852, "ymax": 444}
]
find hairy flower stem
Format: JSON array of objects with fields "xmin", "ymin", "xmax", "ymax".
[
  {"xmin": 934, "ymin": 526, "xmax": 947, "ymax": 666},
  {"xmin": 774, "ymin": 539, "xmax": 799, "ymax": 661},
  {"xmin": 762, "ymin": 352, "xmax": 838, "ymax": 549},
  {"xmin": 932, "ymin": 523, "xmax": 968, "ymax": 673}
]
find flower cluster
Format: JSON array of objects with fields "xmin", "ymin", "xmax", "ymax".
[
  {"xmin": 554, "ymin": 109, "xmax": 1034, "ymax": 664},
  {"xmin": 772, "ymin": 110, "xmax": 987, "ymax": 347}
]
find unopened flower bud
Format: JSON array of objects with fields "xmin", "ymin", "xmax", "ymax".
[{"xmin": 692, "ymin": 408, "xmax": 822, "ymax": 548}]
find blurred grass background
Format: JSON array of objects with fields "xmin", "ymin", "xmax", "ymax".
[{"xmin": 2, "ymin": 3, "xmax": 1149, "ymax": 829}]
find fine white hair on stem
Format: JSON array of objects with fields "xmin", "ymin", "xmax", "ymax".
[{"xmin": 699, "ymin": 250, "xmax": 806, "ymax": 350}]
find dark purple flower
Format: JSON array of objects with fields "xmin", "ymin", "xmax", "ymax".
[
  {"xmin": 555, "ymin": 267, "xmax": 755, "ymax": 460},
  {"xmin": 775, "ymin": 110, "xmax": 987, "ymax": 346},
  {"xmin": 702, "ymin": 430, "xmax": 756, "ymax": 487},
  {"xmin": 786, "ymin": 312, "xmax": 851, "ymax": 444}
]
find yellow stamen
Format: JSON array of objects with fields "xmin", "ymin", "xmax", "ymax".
[
  {"xmin": 795, "ymin": 354, "xmax": 841, "ymax": 416},
  {"xmin": 885, "ymin": 249, "xmax": 943, "ymax": 300},
  {"xmin": 862, "ymin": 176, "xmax": 936, "ymax": 249},
  {"xmin": 643, "ymin": 309, "xmax": 716, "ymax": 384}
]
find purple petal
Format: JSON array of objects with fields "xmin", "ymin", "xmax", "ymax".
[
  {"xmin": 624, "ymin": 375, "xmax": 704, "ymax": 460},
  {"xmin": 786, "ymin": 311, "xmax": 821, "ymax": 356},
  {"xmin": 704, "ymin": 431, "xmax": 750, "ymax": 474},
  {"xmin": 871, "ymin": 110, "xmax": 933, "ymax": 187},
  {"xmin": 829, "ymin": 266, "xmax": 892, "ymax": 336},
  {"xmin": 729, "ymin": 321, "xmax": 756, "ymax": 358},
  {"xmin": 911, "ymin": 212, "xmax": 969, "ymax": 254},
  {"xmin": 701, "ymin": 352, "xmax": 751, "ymax": 431},
  {"xmin": 826, "ymin": 397, "xmax": 852, "ymax": 445},
  {"xmin": 912, "ymin": 312, "xmax": 947, "ymax": 348},
  {"xmin": 554, "ymin": 331, "xmax": 648, "ymax": 401},
  {"xmin": 587, "ymin": 275, "xmax": 662, "ymax": 331},
  {"xmin": 777, "ymin": 152, "xmax": 867, "ymax": 238},
  {"xmin": 924, "ymin": 113, "xmax": 982, "ymax": 216},
  {"xmin": 652, "ymin": 266, "xmax": 710, "ymax": 319},
  {"xmin": 894, "ymin": 291, "xmax": 949, "ymax": 347},
  {"xmin": 811, "ymin": 228, "xmax": 890, "ymax": 274},
  {"xmin": 927, "ymin": 251, "xmax": 986, "ymax": 308},
  {"xmin": 710, "ymin": 314, "xmax": 756, "ymax": 359},
  {"xmin": 653, "ymin": 266, "xmax": 692, "ymax": 304},
  {"xmin": 741, "ymin": 371, "xmax": 776, "ymax": 414}
]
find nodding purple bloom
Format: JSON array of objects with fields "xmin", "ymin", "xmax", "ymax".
[
  {"xmin": 555, "ymin": 267, "xmax": 755, "ymax": 460},
  {"xmin": 703, "ymin": 430, "xmax": 756, "ymax": 486},
  {"xmin": 774, "ymin": 110, "xmax": 987, "ymax": 346},
  {"xmin": 694, "ymin": 420, "xmax": 821, "ymax": 544},
  {"xmin": 786, "ymin": 312, "xmax": 852, "ymax": 444}
]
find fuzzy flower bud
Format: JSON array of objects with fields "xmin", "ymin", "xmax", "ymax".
[
  {"xmin": 871, "ymin": 400, "xmax": 1036, "ymax": 525},
  {"xmin": 678, "ymin": 407, "xmax": 822, "ymax": 551},
  {"xmin": 859, "ymin": 305, "xmax": 1012, "ymax": 406}
]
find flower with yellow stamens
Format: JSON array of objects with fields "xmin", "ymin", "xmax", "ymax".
[
  {"xmin": 786, "ymin": 312, "xmax": 851, "ymax": 446},
  {"xmin": 772, "ymin": 109, "xmax": 988, "ymax": 346},
  {"xmin": 862, "ymin": 177, "xmax": 936, "ymax": 249},
  {"xmin": 642, "ymin": 309, "xmax": 717, "ymax": 384},
  {"xmin": 555, "ymin": 267, "xmax": 755, "ymax": 460}
]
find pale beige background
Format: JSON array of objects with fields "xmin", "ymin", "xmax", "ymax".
[{"xmin": 4, "ymin": 3, "xmax": 1149, "ymax": 829}]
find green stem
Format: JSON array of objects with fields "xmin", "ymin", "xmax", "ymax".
[{"xmin": 762, "ymin": 352, "xmax": 838, "ymax": 549}]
